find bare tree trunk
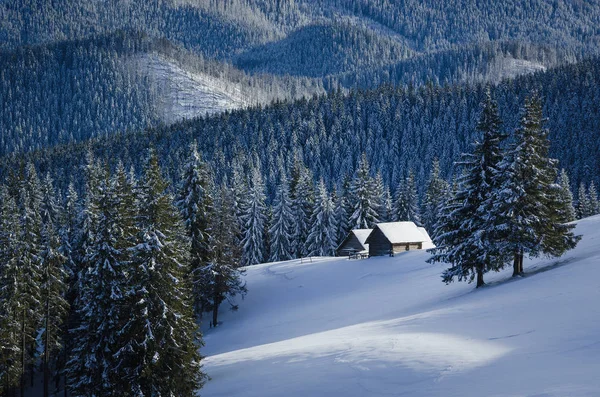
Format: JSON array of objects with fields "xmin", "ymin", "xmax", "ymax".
[
  {"xmin": 512, "ymin": 251, "xmax": 520, "ymax": 277},
  {"xmin": 476, "ymin": 267, "xmax": 485, "ymax": 288},
  {"xmin": 519, "ymin": 249, "xmax": 524, "ymax": 274}
]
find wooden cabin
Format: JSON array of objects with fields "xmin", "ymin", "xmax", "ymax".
[
  {"xmin": 336, "ymin": 229, "xmax": 372, "ymax": 257},
  {"xmin": 365, "ymin": 222, "xmax": 431, "ymax": 256}
]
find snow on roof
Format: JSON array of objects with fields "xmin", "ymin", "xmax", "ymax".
[
  {"xmin": 417, "ymin": 227, "xmax": 436, "ymax": 249},
  {"xmin": 352, "ymin": 229, "xmax": 373, "ymax": 247},
  {"xmin": 371, "ymin": 222, "xmax": 428, "ymax": 244},
  {"xmin": 417, "ymin": 227, "xmax": 432, "ymax": 242}
]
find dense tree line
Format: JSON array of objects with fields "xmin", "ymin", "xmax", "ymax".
[
  {"xmin": 0, "ymin": 32, "xmax": 325, "ymax": 157},
  {"xmin": 2, "ymin": 0, "xmax": 600, "ymax": 159},
  {"xmin": 0, "ymin": 149, "xmax": 249, "ymax": 396},
  {"xmin": 5, "ymin": 56, "xmax": 599, "ymax": 208}
]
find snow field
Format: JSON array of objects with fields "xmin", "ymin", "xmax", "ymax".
[{"xmin": 201, "ymin": 216, "xmax": 600, "ymax": 396}]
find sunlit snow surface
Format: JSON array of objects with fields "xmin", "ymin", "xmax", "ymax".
[{"xmin": 201, "ymin": 216, "xmax": 600, "ymax": 397}]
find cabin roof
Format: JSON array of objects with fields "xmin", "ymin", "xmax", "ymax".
[
  {"xmin": 352, "ymin": 229, "xmax": 373, "ymax": 246},
  {"xmin": 367, "ymin": 222, "xmax": 428, "ymax": 244}
]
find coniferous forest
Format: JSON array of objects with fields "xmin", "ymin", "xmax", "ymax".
[{"xmin": 2, "ymin": 0, "xmax": 600, "ymax": 395}]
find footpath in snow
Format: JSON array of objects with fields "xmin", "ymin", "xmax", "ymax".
[{"xmin": 201, "ymin": 216, "xmax": 600, "ymax": 397}]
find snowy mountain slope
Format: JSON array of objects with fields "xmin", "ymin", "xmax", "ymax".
[
  {"xmin": 201, "ymin": 216, "xmax": 600, "ymax": 397},
  {"xmin": 135, "ymin": 54, "xmax": 251, "ymax": 123}
]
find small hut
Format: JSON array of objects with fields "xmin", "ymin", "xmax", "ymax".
[
  {"xmin": 336, "ymin": 229, "xmax": 372, "ymax": 257},
  {"xmin": 365, "ymin": 222, "xmax": 431, "ymax": 256}
]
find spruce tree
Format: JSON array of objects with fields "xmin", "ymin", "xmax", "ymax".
[
  {"xmin": 268, "ymin": 175, "xmax": 294, "ymax": 262},
  {"xmin": 394, "ymin": 170, "xmax": 422, "ymax": 226},
  {"xmin": 349, "ymin": 154, "xmax": 379, "ymax": 229},
  {"xmin": 0, "ymin": 188, "xmax": 23, "ymax": 395},
  {"xmin": 422, "ymin": 160, "xmax": 449, "ymax": 236},
  {"xmin": 242, "ymin": 167, "xmax": 268, "ymax": 266},
  {"xmin": 127, "ymin": 150, "xmax": 206, "ymax": 395},
  {"xmin": 588, "ymin": 182, "xmax": 599, "ymax": 215},
  {"xmin": 176, "ymin": 142, "xmax": 213, "ymax": 318},
  {"xmin": 557, "ymin": 169, "xmax": 577, "ymax": 222},
  {"xmin": 66, "ymin": 169, "xmax": 133, "ymax": 396},
  {"xmin": 577, "ymin": 182, "xmax": 593, "ymax": 218},
  {"xmin": 306, "ymin": 180, "xmax": 337, "ymax": 257},
  {"xmin": 290, "ymin": 159, "xmax": 315, "ymax": 258},
  {"xmin": 39, "ymin": 175, "xmax": 69, "ymax": 397},
  {"xmin": 334, "ymin": 175, "xmax": 352, "ymax": 245},
  {"xmin": 18, "ymin": 163, "xmax": 44, "ymax": 393},
  {"xmin": 429, "ymin": 92, "xmax": 506, "ymax": 287},
  {"xmin": 200, "ymin": 182, "xmax": 246, "ymax": 328},
  {"xmin": 496, "ymin": 94, "xmax": 579, "ymax": 276}
]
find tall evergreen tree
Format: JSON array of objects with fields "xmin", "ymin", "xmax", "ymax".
[
  {"xmin": 200, "ymin": 182, "xmax": 246, "ymax": 328},
  {"xmin": 496, "ymin": 94, "xmax": 579, "ymax": 276},
  {"xmin": 557, "ymin": 169, "xmax": 577, "ymax": 222},
  {"xmin": 306, "ymin": 180, "xmax": 337, "ymax": 257},
  {"xmin": 242, "ymin": 167, "xmax": 268, "ymax": 266},
  {"xmin": 66, "ymin": 169, "xmax": 134, "ymax": 396},
  {"xmin": 0, "ymin": 187, "xmax": 23, "ymax": 395},
  {"xmin": 577, "ymin": 182, "xmax": 592, "ymax": 218},
  {"xmin": 290, "ymin": 159, "xmax": 315, "ymax": 258},
  {"xmin": 588, "ymin": 182, "xmax": 599, "ymax": 215},
  {"xmin": 421, "ymin": 160, "xmax": 449, "ymax": 236},
  {"xmin": 429, "ymin": 92, "xmax": 506, "ymax": 287},
  {"xmin": 176, "ymin": 142, "xmax": 214, "ymax": 318},
  {"xmin": 268, "ymin": 175, "xmax": 294, "ymax": 262},
  {"xmin": 334, "ymin": 175, "xmax": 352, "ymax": 245},
  {"xmin": 126, "ymin": 150, "xmax": 206, "ymax": 395},
  {"xmin": 349, "ymin": 154, "xmax": 379, "ymax": 229},
  {"xmin": 394, "ymin": 170, "xmax": 422, "ymax": 226},
  {"xmin": 18, "ymin": 163, "xmax": 44, "ymax": 393},
  {"xmin": 39, "ymin": 175, "xmax": 69, "ymax": 397}
]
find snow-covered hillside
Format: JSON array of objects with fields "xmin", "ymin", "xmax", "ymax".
[
  {"xmin": 201, "ymin": 216, "xmax": 600, "ymax": 397},
  {"xmin": 136, "ymin": 54, "xmax": 251, "ymax": 123}
]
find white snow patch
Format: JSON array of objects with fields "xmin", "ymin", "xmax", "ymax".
[
  {"xmin": 136, "ymin": 54, "xmax": 251, "ymax": 123},
  {"xmin": 489, "ymin": 57, "xmax": 547, "ymax": 81},
  {"xmin": 201, "ymin": 216, "xmax": 600, "ymax": 397}
]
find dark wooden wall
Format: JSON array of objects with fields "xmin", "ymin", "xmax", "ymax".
[
  {"xmin": 367, "ymin": 227, "xmax": 392, "ymax": 257},
  {"xmin": 336, "ymin": 233, "xmax": 366, "ymax": 256}
]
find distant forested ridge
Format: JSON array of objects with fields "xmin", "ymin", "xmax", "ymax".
[
  {"xmin": 4, "ymin": 56, "xmax": 599, "ymax": 201},
  {"xmin": 3, "ymin": 0, "xmax": 600, "ymax": 157},
  {"xmin": 0, "ymin": 32, "xmax": 325, "ymax": 156}
]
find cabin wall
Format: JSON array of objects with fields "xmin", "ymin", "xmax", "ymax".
[
  {"xmin": 336, "ymin": 234, "xmax": 366, "ymax": 256},
  {"xmin": 391, "ymin": 242, "xmax": 423, "ymax": 253},
  {"xmin": 367, "ymin": 228, "xmax": 392, "ymax": 256}
]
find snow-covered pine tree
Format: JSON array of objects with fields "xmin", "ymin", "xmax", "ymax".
[
  {"xmin": 394, "ymin": 170, "xmax": 422, "ymax": 226},
  {"xmin": 421, "ymin": 160, "xmax": 449, "ymax": 237},
  {"xmin": 0, "ymin": 187, "xmax": 23, "ymax": 394},
  {"xmin": 268, "ymin": 174, "xmax": 294, "ymax": 262},
  {"xmin": 349, "ymin": 154, "xmax": 379, "ymax": 229},
  {"xmin": 588, "ymin": 182, "xmax": 599, "ymax": 215},
  {"xmin": 176, "ymin": 142, "xmax": 214, "ymax": 318},
  {"xmin": 290, "ymin": 159, "xmax": 315, "ymax": 258},
  {"xmin": 126, "ymin": 150, "xmax": 205, "ymax": 395},
  {"xmin": 306, "ymin": 180, "xmax": 337, "ymax": 256},
  {"xmin": 334, "ymin": 175, "xmax": 352, "ymax": 245},
  {"xmin": 496, "ymin": 94, "xmax": 579, "ymax": 276},
  {"xmin": 17, "ymin": 163, "xmax": 44, "ymax": 391},
  {"xmin": 39, "ymin": 175, "xmax": 69, "ymax": 397},
  {"xmin": 201, "ymin": 182, "xmax": 246, "ymax": 328},
  {"xmin": 428, "ymin": 91, "xmax": 506, "ymax": 287},
  {"xmin": 66, "ymin": 167, "xmax": 135, "ymax": 396},
  {"xmin": 558, "ymin": 169, "xmax": 577, "ymax": 222},
  {"xmin": 242, "ymin": 167, "xmax": 268, "ymax": 266},
  {"xmin": 577, "ymin": 182, "xmax": 593, "ymax": 218}
]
